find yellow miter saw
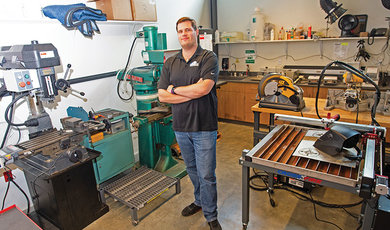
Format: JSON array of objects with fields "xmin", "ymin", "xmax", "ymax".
[{"xmin": 258, "ymin": 73, "xmax": 305, "ymax": 111}]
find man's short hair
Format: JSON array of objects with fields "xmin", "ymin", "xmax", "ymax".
[{"xmin": 176, "ymin": 17, "xmax": 197, "ymax": 31}]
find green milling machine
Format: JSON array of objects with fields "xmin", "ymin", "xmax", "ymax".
[{"xmin": 117, "ymin": 26, "xmax": 186, "ymax": 178}]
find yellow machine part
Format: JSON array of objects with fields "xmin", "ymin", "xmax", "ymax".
[
  {"xmin": 260, "ymin": 74, "xmax": 296, "ymax": 98},
  {"xmin": 91, "ymin": 132, "xmax": 104, "ymax": 143},
  {"xmin": 343, "ymin": 72, "xmax": 363, "ymax": 83}
]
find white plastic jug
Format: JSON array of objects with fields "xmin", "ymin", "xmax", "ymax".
[{"xmin": 250, "ymin": 7, "xmax": 264, "ymax": 41}]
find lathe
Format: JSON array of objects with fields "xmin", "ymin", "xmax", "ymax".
[{"xmin": 240, "ymin": 114, "xmax": 389, "ymax": 230}]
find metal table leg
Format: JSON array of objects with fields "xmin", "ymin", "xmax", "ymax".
[
  {"xmin": 361, "ymin": 197, "xmax": 377, "ymax": 230},
  {"xmin": 175, "ymin": 179, "xmax": 181, "ymax": 194},
  {"xmin": 131, "ymin": 208, "xmax": 139, "ymax": 225},
  {"xmin": 253, "ymin": 111, "xmax": 260, "ymax": 145},
  {"xmin": 242, "ymin": 150, "xmax": 250, "ymax": 230},
  {"xmin": 269, "ymin": 113, "xmax": 275, "ymax": 132}
]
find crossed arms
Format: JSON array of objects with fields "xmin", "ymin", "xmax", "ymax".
[{"xmin": 158, "ymin": 78, "xmax": 215, "ymax": 104}]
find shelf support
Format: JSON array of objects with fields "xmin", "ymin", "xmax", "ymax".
[{"xmin": 285, "ymin": 42, "xmax": 288, "ymax": 60}]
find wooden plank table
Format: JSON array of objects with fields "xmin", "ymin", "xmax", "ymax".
[{"xmin": 251, "ymin": 97, "xmax": 390, "ymax": 144}]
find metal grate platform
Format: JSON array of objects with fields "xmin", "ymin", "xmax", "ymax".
[
  {"xmin": 248, "ymin": 124, "xmax": 360, "ymax": 188},
  {"xmin": 101, "ymin": 166, "xmax": 180, "ymax": 225}
]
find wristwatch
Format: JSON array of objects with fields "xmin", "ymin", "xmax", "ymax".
[{"xmin": 171, "ymin": 87, "xmax": 176, "ymax": 94}]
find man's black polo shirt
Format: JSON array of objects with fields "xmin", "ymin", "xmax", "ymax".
[{"xmin": 158, "ymin": 46, "xmax": 219, "ymax": 132}]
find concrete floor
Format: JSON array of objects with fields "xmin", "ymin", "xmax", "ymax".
[{"xmin": 85, "ymin": 121, "xmax": 362, "ymax": 230}]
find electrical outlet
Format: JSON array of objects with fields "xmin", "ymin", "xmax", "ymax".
[{"xmin": 136, "ymin": 31, "xmax": 145, "ymax": 38}]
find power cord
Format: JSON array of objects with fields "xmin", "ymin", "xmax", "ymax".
[
  {"xmin": 315, "ymin": 61, "xmax": 381, "ymax": 126},
  {"xmin": 117, "ymin": 37, "xmax": 138, "ymax": 101},
  {"xmin": 1, "ymin": 92, "xmax": 16, "ymax": 148},
  {"xmin": 309, "ymin": 192, "xmax": 343, "ymax": 230},
  {"xmin": 248, "ymin": 169, "xmax": 363, "ymax": 228},
  {"xmin": 31, "ymin": 154, "xmax": 65, "ymax": 210},
  {"xmin": 1, "ymin": 167, "xmax": 30, "ymax": 214},
  {"xmin": 1, "ymin": 180, "xmax": 10, "ymax": 210}
]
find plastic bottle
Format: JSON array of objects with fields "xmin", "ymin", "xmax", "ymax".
[
  {"xmin": 215, "ymin": 29, "xmax": 220, "ymax": 43},
  {"xmin": 249, "ymin": 7, "xmax": 264, "ymax": 41},
  {"xmin": 270, "ymin": 29, "xmax": 274, "ymax": 41},
  {"xmin": 278, "ymin": 28, "xmax": 283, "ymax": 40},
  {"xmin": 290, "ymin": 27, "xmax": 294, "ymax": 40},
  {"xmin": 308, "ymin": 25, "xmax": 312, "ymax": 39},
  {"xmin": 282, "ymin": 29, "xmax": 286, "ymax": 40}
]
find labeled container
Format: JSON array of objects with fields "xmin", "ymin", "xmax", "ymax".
[
  {"xmin": 220, "ymin": 31, "xmax": 244, "ymax": 42},
  {"xmin": 249, "ymin": 7, "xmax": 264, "ymax": 41}
]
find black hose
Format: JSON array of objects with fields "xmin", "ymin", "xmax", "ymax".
[
  {"xmin": 315, "ymin": 61, "xmax": 381, "ymax": 126},
  {"xmin": 316, "ymin": 62, "xmax": 335, "ymax": 120},
  {"xmin": 11, "ymin": 180, "xmax": 30, "ymax": 214},
  {"xmin": 4, "ymin": 92, "xmax": 29, "ymax": 127},
  {"xmin": 1, "ymin": 181, "xmax": 11, "ymax": 210},
  {"xmin": 335, "ymin": 62, "xmax": 380, "ymax": 126},
  {"xmin": 116, "ymin": 75, "xmax": 134, "ymax": 101},
  {"xmin": 1, "ymin": 93, "xmax": 16, "ymax": 148},
  {"xmin": 123, "ymin": 37, "xmax": 138, "ymax": 74},
  {"xmin": 117, "ymin": 37, "xmax": 138, "ymax": 101}
]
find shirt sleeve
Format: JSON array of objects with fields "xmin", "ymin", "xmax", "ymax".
[
  {"xmin": 157, "ymin": 60, "xmax": 171, "ymax": 90},
  {"xmin": 200, "ymin": 51, "xmax": 219, "ymax": 82}
]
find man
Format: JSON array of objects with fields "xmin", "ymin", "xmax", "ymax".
[{"xmin": 157, "ymin": 17, "xmax": 221, "ymax": 230}]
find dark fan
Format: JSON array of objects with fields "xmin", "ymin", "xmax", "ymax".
[{"xmin": 338, "ymin": 14, "xmax": 358, "ymax": 37}]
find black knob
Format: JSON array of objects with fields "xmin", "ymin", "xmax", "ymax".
[{"xmin": 55, "ymin": 79, "xmax": 70, "ymax": 91}]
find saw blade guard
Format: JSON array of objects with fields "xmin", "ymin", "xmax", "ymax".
[{"xmin": 258, "ymin": 73, "xmax": 305, "ymax": 111}]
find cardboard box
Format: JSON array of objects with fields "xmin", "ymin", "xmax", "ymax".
[
  {"xmin": 95, "ymin": 0, "xmax": 133, "ymax": 21},
  {"xmin": 95, "ymin": 0, "xmax": 157, "ymax": 21},
  {"xmin": 131, "ymin": 0, "xmax": 157, "ymax": 21}
]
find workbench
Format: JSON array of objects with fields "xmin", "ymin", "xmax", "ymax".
[{"xmin": 251, "ymin": 97, "xmax": 390, "ymax": 144}]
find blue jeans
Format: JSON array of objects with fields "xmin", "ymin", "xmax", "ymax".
[{"xmin": 175, "ymin": 131, "xmax": 218, "ymax": 222}]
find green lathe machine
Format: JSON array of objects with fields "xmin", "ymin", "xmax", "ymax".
[{"xmin": 117, "ymin": 26, "xmax": 186, "ymax": 178}]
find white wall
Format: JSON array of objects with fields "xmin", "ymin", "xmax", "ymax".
[
  {"xmin": 217, "ymin": 0, "xmax": 390, "ymax": 71},
  {"xmin": 156, "ymin": 0, "xmax": 210, "ymax": 49},
  {"xmin": 0, "ymin": 0, "xmax": 209, "ymax": 211},
  {"xmin": 0, "ymin": 0, "xmax": 209, "ymax": 145}
]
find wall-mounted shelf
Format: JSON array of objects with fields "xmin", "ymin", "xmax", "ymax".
[
  {"xmin": 216, "ymin": 36, "xmax": 388, "ymax": 62},
  {"xmin": 0, "ymin": 19, "xmax": 156, "ymax": 25},
  {"xmin": 216, "ymin": 36, "xmax": 387, "ymax": 45}
]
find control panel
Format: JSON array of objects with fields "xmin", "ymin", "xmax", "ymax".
[{"xmin": 2, "ymin": 69, "xmax": 40, "ymax": 92}]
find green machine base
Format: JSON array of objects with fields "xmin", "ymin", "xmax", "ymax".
[
  {"xmin": 135, "ymin": 113, "xmax": 187, "ymax": 178},
  {"xmin": 67, "ymin": 107, "xmax": 136, "ymax": 184}
]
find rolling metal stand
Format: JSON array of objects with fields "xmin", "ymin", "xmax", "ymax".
[{"xmin": 100, "ymin": 166, "xmax": 180, "ymax": 225}]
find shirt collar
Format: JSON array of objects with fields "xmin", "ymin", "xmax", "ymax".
[{"xmin": 177, "ymin": 45, "xmax": 203, "ymax": 62}]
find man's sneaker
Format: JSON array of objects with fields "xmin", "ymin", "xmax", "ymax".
[
  {"xmin": 181, "ymin": 203, "xmax": 202, "ymax": 216},
  {"xmin": 208, "ymin": 219, "xmax": 222, "ymax": 230}
]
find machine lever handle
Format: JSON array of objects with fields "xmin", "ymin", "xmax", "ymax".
[
  {"xmin": 63, "ymin": 64, "xmax": 72, "ymax": 80},
  {"xmin": 69, "ymin": 88, "xmax": 85, "ymax": 96}
]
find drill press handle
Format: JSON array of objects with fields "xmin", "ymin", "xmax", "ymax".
[{"xmin": 55, "ymin": 64, "xmax": 85, "ymax": 96}]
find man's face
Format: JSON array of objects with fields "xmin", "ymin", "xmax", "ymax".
[{"xmin": 177, "ymin": 21, "xmax": 198, "ymax": 49}]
